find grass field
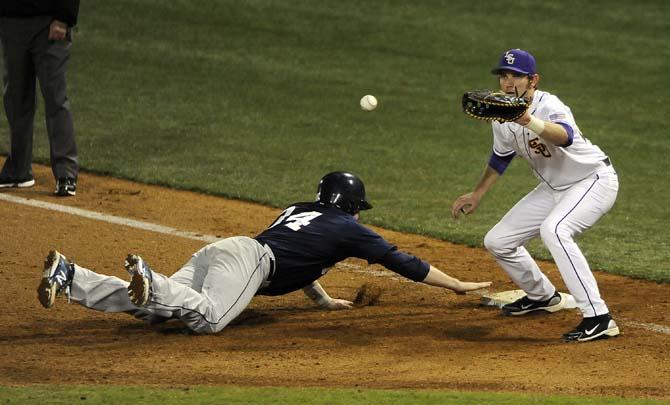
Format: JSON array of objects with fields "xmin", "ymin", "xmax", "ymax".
[
  {"xmin": 1, "ymin": 0, "xmax": 668, "ymax": 280},
  {"xmin": 1, "ymin": 386, "xmax": 667, "ymax": 405}
]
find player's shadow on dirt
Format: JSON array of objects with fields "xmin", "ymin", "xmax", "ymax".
[
  {"xmin": 245, "ymin": 307, "xmax": 554, "ymax": 344},
  {"xmin": 15, "ymin": 307, "xmax": 551, "ymax": 345},
  {"xmin": 439, "ymin": 325, "xmax": 543, "ymax": 343},
  {"xmin": 230, "ymin": 309, "xmax": 280, "ymax": 326},
  {"xmin": 11, "ymin": 308, "xmax": 318, "ymax": 342},
  {"xmin": 120, "ymin": 309, "xmax": 282, "ymax": 335},
  {"xmin": 147, "ymin": 308, "xmax": 289, "ymax": 335}
]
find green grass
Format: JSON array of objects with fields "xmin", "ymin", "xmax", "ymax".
[
  {"xmin": 1, "ymin": 385, "xmax": 667, "ymax": 404},
  {"xmin": 1, "ymin": 0, "xmax": 669, "ymax": 281}
]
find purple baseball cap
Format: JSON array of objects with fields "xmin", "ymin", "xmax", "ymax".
[{"xmin": 491, "ymin": 49, "xmax": 537, "ymax": 75}]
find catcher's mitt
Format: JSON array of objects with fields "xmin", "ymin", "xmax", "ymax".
[{"xmin": 462, "ymin": 90, "xmax": 529, "ymax": 123}]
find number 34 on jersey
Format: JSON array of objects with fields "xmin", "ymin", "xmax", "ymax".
[{"xmin": 269, "ymin": 206, "xmax": 322, "ymax": 231}]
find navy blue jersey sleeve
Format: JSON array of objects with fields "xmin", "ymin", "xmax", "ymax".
[
  {"xmin": 340, "ymin": 221, "xmax": 395, "ymax": 263},
  {"xmin": 343, "ymin": 222, "xmax": 429, "ymax": 281},
  {"xmin": 377, "ymin": 249, "xmax": 430, "ymax": 281}
]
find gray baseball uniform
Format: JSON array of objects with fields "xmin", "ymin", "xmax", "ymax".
[{"xmin": 69, "ymin": 237, "xmax": 273, "ymax": 334}]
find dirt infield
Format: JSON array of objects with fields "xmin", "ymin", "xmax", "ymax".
[{"xmin": 1, "ymin": 164, "xmax": 668, "ymax": 399}]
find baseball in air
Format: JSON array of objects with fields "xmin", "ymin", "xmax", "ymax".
[{"xmin": 360, "ymin": 95, "xmax": 378, "ymax": 111}]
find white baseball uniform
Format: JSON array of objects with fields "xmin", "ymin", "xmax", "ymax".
[{"xmin": 484, "ymin": 90, "xmax": 618, "ymax": 318}]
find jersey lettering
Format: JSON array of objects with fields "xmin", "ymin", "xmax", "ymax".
[
  {"xmin": 268, "ymin": 206, "xmax": 296, "ymax": 229},
  {"xmin": 268, "ymin": 206, "xmax": 323, "ymax": 231},
  {"xmin": 284, "ymin": 212, "xmax": 323, "ymax": 231},
  {"xmin": 529, "ymin": 137, "xmax": 551, "ymax": 158}
]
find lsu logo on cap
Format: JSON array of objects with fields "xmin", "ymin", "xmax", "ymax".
[{"xmin": 492, "ymin": 49, "xmax": 537, "ymax": 75}]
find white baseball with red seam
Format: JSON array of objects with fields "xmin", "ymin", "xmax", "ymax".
[{"xmin": 360, "ymin": 95, "xmax": 378, "ymax": 111}]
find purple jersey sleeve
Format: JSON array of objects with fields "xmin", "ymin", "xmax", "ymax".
[
  {"xmin": 488, "ymin": 150, "xmax": 516, "ymax": 174},
  {"xmin": 556, "ymin": 122, "xmax": 574, "ymax": 147}
]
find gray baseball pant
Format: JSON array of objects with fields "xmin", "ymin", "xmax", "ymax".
[{"xmin": 68, "ymin": 237, "xmax": 274, "ymax": 334}]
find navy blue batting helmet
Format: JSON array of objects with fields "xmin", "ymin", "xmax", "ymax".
[{"xmin": 316, "ymin": 172, "xmax": 373, "ymax": 215}]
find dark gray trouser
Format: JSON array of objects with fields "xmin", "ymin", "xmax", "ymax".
[{"xmin": 0, "ymin": 16, "xmax": 78, "ymax": 181}]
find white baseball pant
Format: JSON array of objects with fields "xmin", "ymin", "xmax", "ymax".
[{"xmin": 484, "ymin": 165, "xmax": 618, "ymax": 317}]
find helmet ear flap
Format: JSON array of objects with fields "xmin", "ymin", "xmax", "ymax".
[{"xmin": 352, "ymin": 202, "xmax": 360, "ymax": 214}]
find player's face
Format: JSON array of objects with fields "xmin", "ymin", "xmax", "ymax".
[
  {"xmin": 353, "ymin": 213, "xmax": 360, "ymax": 221},
  {"xmin": 498, "ymin": 71, "xmax": 537, "ymax": 96}
]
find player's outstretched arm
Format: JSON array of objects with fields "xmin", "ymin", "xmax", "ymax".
[
  {"xmin": 421, "ymin": 266, "xmax": 491, "ymax": 294},
  {"xmin": 302, "ymin": 281, "xmax": 353, "ymax": 310}
]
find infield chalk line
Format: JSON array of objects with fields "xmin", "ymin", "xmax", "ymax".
[
  {"xmin": 2, "ymin": 192, "xmax": 668, "ymax": 336},
  {"xmin": 0, "ymin": 193, "xmax": 219, "ymax": 243}
]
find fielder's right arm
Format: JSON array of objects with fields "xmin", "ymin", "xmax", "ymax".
[{"xmin": 452, "ymin": 165, "xmax": 501, "ymax": 218}]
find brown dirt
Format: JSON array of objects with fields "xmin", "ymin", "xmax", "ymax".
[{"xmin": 0, "ymin": 163, "xmax": 668, "ymax": 399}]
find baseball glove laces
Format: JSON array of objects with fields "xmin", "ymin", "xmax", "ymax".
[{"xmin": 461, "ymin": 88, "xmax": 529, "ymax": 123}]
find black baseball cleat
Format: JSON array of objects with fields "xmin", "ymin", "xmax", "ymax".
[
  {"xmin": 0, "ymin": 176, "xmax": 35, "ymax": 188},
  {"xmin": 54, "ymin": 177, "xmax": 77, "ymax": 196},
  {"xmin": 562, "ymin": 313, "xmax": 620, "ymax": 342},
  {"xmin": 502, "ymin": 290, "xmax": 562, "ymax": 316}
]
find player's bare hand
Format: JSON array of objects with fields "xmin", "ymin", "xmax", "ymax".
[
  {"xmin": 322, "ymin": 298, "xmax": 354, "ymax": 310},
  {"xmin": 452, "ymin": 281, "xmax": 492, "ymax": 295},
  {"xmin": 452, "ymin": 193, "xmax": 480, "ymax": 218},
  {"xmin": 48, "ymin": 20, "xmax": 68, "ymax": 41},
  {"xmin": 514, "ymin": 110, "xmax": 532, "ymax": 126}
]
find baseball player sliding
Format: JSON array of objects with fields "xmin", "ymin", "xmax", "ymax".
[
  {"xmin": 38, "ymin": 172, "xmax": 491, "ymax": 334},
  {"xmin": 453, "ymin": 49, "xmax": 620, "ymax": 342}
]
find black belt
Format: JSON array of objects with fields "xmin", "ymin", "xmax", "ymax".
[
  {"xmin": 267, "ymin": 255, "xmax": 276, "ymax": 281},
  {"xmin": 602, "ymin": 157, "xmax": 611, "ymax": 166}
]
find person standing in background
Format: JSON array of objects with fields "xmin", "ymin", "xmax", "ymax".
[{"xmin": 0, "ymin": 0, "xmax": 80, "ymax": 196}]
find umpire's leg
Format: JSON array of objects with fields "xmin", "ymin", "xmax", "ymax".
[
  {"xmin": 0, "ymin": 17, "xmax": 40, "ymax": 181},
  {"xmin": 33, "ymin": 19, "xmax": 78, "ymax": 181}
]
